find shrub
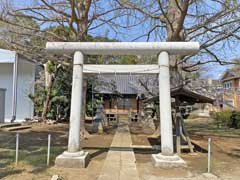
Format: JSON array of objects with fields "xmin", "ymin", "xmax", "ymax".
[
  {"xmin": 187, "ymin": 114, "xmax": 199, "ymax": 119},
  {"xmin": 229, "ymin": 111, "xmax": 240, "ymax": 129},
  {"xmin": 215, "ymin": 111, "xmax": 232, "ymax": 128},
  {"xmin": 214, "ymin": 111, "xmax": 240, "ymax": 129}
]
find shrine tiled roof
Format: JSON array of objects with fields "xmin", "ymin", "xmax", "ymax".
[{"xmin": 94, "ymin": 74, "xmax": 157, "ymax": 95}]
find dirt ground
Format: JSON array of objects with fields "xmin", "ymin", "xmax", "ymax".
[
  {"xmin": 0, "ymin": 118, "xmax": 240, "ymax": 180},
  {"xmin": 130, "ymin": 119, "xmax": 240, "ymax": 179}
]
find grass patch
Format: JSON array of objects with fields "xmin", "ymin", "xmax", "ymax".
[
  {"xmin": 0, "ymin": 150, "xmax": 15, "ymax": 167},
  {"xmin": 0, "ymin": 168, "xmax": 23, "ymax": 179},
  {"xmin": 19, "ymin": 145, "xmax": 65, "ymax": 167},
  {"xmin": 0, "ymin": 133, "xmax": 17, "ymax": 149},
  {"xmin": 0, "ymin": 145, "xmax": 65, "ymax": 169},
  {"xmin": 186, "ymin": 121, "xmax": 240, "ymax": 137}
]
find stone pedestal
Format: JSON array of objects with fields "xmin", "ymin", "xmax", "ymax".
[
  {"xmin": 55, "ymin": 151, "xmax": 90, "ymax": 168},
  {"xmin": 97, "ymin": 121, "xmax": 104, "ymax": 133},
  {"xmin": 152, "ymin": 153, "xmax": 187, "ymax": 168},
  {"xmin": 147, "ymin": 118, "xmax": 156, "ymax": 130}
]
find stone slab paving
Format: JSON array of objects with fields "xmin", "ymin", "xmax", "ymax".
[
  {"xmin": 141, "ymin": 174, "xmax": 220, "ymax": 180},
  {"xmin": 98, "ymin": 121, "xmax": 140, "ymax": 180}
]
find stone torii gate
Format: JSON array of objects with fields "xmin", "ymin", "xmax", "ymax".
[{"xmin": 46, "ymin": 42, "xmax": 199, "ymax": 168}]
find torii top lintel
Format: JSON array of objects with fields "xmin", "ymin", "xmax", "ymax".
[{"xmin": 46, "ymin": 42, "xmax": 199, "ymax": 55}]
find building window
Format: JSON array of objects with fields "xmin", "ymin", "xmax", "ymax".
[
  {"xmin": 225, "ymin": 99, "xmax": 234, "ymax": 107},
  {"xmin": 224, "ymin": 81, "xmax": 233, "ymax": 89}
]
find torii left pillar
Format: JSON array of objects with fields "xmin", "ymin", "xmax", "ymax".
[{"xmin": 55, "ymin": 51, "xmax": 90, "ymax": 168}]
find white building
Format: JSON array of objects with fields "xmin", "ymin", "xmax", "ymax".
[{"xmin": 0, "ymin": 49, "xmax": 36, "ymax": 123}]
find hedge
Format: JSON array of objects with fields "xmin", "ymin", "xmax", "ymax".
[{"xmin": 214, "ymin": 111, "xmax": 240, "ymax": 129}]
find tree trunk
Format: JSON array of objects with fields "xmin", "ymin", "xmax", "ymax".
[
  {"xmin": 76, "ymin": 0, "xmax": 91, "ymax": 41},
  {"xmin": 42, "ymin": 76, "xmax": 53, "ymax": 121},
  {"xmin": 166, "ymin": 0, "xmax": 189, "ymax": 70},
  {"xmin": 42, "ymin": 63, "xmax": 54, "ymax": 121}
]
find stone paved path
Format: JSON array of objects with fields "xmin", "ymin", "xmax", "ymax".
[{"xmin": 98, "ymin": 121, "xmax": 140, "ymax": 180}]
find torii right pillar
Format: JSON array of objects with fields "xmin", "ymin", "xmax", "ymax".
[{"xmin": 152, "ymin": 51, "xmax": 187, "ymax": 167}]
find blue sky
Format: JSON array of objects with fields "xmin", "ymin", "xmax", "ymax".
[{"xmin": 11, "ymin": 0, "xmax": 240, "ymax": 79}]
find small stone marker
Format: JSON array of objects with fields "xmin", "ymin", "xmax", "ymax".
[
  {"xmin": 51, "ymin": 175, "xmax": 60, "ymax": 180},
  {"xmin": 202, "ymin": 173, "xmax": 218, "ymax": 179}
]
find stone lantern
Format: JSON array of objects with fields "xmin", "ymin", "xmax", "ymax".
[{"xmin": 144, "ymin": 103, "xmax": 155, "ymax": 130}]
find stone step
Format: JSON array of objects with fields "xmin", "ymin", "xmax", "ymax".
[
  {"xmin": 118, "ymin": 118, "xmax": 129, "ymax": 121},
  {"xmin": 0, "ymin": 123, "xmax": 22, "ymax": 129},
  {"xmin": 116, "ymin": 114, "xmax": 129, "ymax": 117},
  {"xmin": 110, "ymin": 147, "xmax": 133, "ymax": 151},
  {"xmin": 5, "ymin": 125, "xmax": 32, "ymax": 131}
]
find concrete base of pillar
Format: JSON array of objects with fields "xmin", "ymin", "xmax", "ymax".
[
  {"xmin": 55, "ymin": 151, "xmax": 90, "ymax": 168},
  {"xmin": 152, "ymin": 153, "xmax": 187, "ymax": 168}
]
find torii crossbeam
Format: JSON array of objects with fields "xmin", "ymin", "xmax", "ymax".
[{"xmin": 46, "ymin": 42, "xmax": 199, "ymax": 168}]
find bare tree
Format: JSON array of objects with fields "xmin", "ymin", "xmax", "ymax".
[
  {"xmin": 1, "ymin": 0, "xmax": 240, "ymax": 123},
  {"xmin": 0, "ymin": 0, "xmax": 123, "ymax": 123},
  {"xmin": 113, "ymin": 0, "xmax": 240, "ymax": 73},
  {"xmin": 0, "ymin": 0, "xmax": 124, "ymax": 59}
]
